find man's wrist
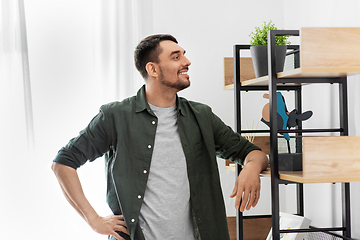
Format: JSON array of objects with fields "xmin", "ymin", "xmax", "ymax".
[
  {"xmin": 244, "ymin": 150, "xmax": 268, "ymax": 171},
  {"xmin": 243, "ymin": 160, "xmax": 263, "ymax": 173},
  {"xmin": 84, "ymin": 210, "xmax": 101, "ymax": 227}
]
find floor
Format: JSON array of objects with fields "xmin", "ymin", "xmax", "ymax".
[{"xmin": 227, "ymin": 216, "xmax": 272, "ymax": 240}]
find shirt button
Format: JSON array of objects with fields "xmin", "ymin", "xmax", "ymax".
[
  {"xmin": 143, "ymin": 170, "xmax": 147, "ymax": 174},
  {"xmin": 152, "ymin": 121, "xmax": 156, "ymax": 125},
  {"xmin": 148, "ymin": 145, "xmax": 152, "ymax": 149},
  {"xmin": 138, "ymin": 195, "xmax": 142, "ymax": 199},
  {"xmin": 131, "ymin": 219, "xmax": 135, "ymax": 223}
]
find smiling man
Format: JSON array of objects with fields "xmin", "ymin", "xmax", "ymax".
[{"xmin": 52, "ymin": 34, "xmax": 268, "ymax": 240}]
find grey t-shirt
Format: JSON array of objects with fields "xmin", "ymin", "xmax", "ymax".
[{"xmin": 139, "ymin": 103, "xmax": 195, "ymax": 240}]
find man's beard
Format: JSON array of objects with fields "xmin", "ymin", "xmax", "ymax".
[{"xmin": 158, "ymin": 67, "xmax": 190, "ymax": 91}]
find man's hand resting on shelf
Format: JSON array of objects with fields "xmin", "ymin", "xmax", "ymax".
[{"xmin": 230, "ymin": 150, "xmax": 268, "ymax": 212}]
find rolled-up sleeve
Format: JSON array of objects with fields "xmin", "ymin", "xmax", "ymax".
[
  {"xmin": 53, "ymin": 106, "xmax": 113, "ymax": 169},
  {"xmin": 210, "ymin": 111, "xmax": 261, "ymax": 165}
]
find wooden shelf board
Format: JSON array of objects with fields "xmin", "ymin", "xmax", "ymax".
[
  {"xmin": 300, "ymin": 28, "xmax": 360, "ymax": 70},
  {"xmin": 260, "ymin": 170, "xmax": 360, "ymax": 183},
  {"xmin": 241, "ymin": 75, "xmax": 269, "ymax": 86},
  {"xmin": 224, "ymin": 76, "xmax": 301, "ymax": 89},
  {"xmin": 224, "ymin": 57, "xmax": 257, "ymax": 89},
  {"xmin": 261, "ymin": 136, "xmax": 360, "ymax": 183},
  {"xmin": 279, "ymin": 172, "xmax": 360, "ymax": 183},
  {"xmin": 224, "ymin": 83, "xmax": 234, "ymax": 90},
  {"xmin": 277, "ymin": 67, "xmax": 360, "ymax": 78},
  {"xmin": 224, "ymin": 68, "xmax": 360, "ymax": 88}
]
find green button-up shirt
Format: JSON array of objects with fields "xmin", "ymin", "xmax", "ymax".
[{"xmin": 53, "ymin": 85, "xmax": 260, "ymax": 240}]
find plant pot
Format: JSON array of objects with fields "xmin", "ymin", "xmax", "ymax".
[{"xmin": 250, "ymin": 45, "xmax": 287, "ymax": 78}]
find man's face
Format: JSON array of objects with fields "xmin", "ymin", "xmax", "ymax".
[{"xmin": 156, "ymin": 40, "xmax": 191, "ymax": 91}]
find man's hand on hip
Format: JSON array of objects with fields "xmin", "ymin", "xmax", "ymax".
[{"xmin": 89, "ymin": 214, "xmax": 129, "ymax": 240}]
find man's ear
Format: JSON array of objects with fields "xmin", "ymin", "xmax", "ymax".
[{"xmin": 145, "ymin": 62, "xmax": 159, "ymax": 78}]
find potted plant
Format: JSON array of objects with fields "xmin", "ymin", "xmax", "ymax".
[{"xmin": 249, "ymin": 21, "xmax": 291, "ymax": 78}]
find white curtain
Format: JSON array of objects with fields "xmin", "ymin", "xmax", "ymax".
[
  {"xmin": 0, "ymin": 0, "xmax": 38, "ymax": 238},
  {"xmin": 96, "ymin": 0, "xmax": 153, "ymax": 102},
  {"xmin": 0, "ymin": 0, "xmax": 34, "ymax": 155},
  {"xmin": 0, "ymin": 0, "xmax": 153, "ymax": 239}
]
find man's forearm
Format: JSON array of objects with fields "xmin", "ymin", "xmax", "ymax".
[
  {"xmin": 51, "ymin": 163, "xmax": 99, "ymax": 225},
  {"xmin": 52, "ymin": 163, "xmax": 129, "ymax": 239}
]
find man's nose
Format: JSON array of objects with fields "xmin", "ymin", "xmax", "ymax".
[{"xmin": 184, "ymin": 56, "xmax": 191, "ymax": 66}]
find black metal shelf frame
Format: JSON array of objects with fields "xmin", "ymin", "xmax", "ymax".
[{"xmin": 233, "ymin": 30, "xmax": 352, "ymax": 240}]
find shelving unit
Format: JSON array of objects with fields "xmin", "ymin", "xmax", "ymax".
[{"xmin": 230, "ymin": 28, "xmax": 360, "ymax": 240}]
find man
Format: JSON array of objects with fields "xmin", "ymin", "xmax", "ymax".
[{"xmin": 52, "ymin": 34, "xmax": 268, "ymax": 240}]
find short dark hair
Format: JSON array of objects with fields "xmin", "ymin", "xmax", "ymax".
[{"xmin": 134, "ymin": 34, "xmax": 178, "ymax": 79}]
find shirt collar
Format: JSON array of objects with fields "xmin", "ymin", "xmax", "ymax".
[
  {"xmin": 135, "ymin": 85, "xmax": 149, "ymax": 113},
  {"xmin": 135, "ymin": 85, "xmax": 185, "ymax": 117},
  {"xmin": 176, "ymin": 95, "xmax": 186, "ymax": 117}
]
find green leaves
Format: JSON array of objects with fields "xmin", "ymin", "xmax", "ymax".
[{"xmin": 249, "ymin": 21, "xmax": 291, "ymax": 46}]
